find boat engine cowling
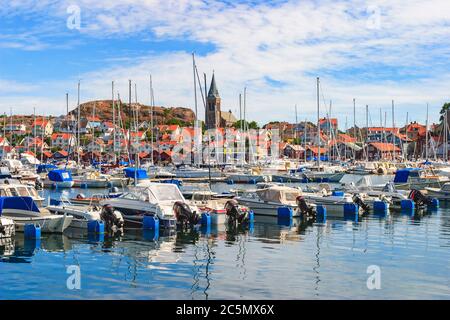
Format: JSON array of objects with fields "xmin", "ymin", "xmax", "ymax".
[
  {"xmin": 100, "ymin": 204, "xmax": 124, "ymax": 233},
  {"xmin": 408, "ymin": 189, "xmax": 431, "ymax": 207},
  {"xmin": 76, "ymin": 193, "xmax": 86, "ymax": 199},
  {"xmin": 352, "ymin": 194, "xmax": 370, "ymax": 212},
  {"xmin": 173, "ymin": 201, "xmax": 199, "ymax": 227},
  {"xmin": 225, "ymin": 199, "xmax": 250, "ymax": 224},
  {"xmin": 296, "ymin": 195, "xmax": 317, "ymax": 220}
]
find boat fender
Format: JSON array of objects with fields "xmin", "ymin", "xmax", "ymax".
[
  {"xmin": 248, "ymin": 210, "xmax": 255, "ymax": 223},
  {"xmin": 201, "ymin": 212, "xmax": 211, "ymax": 227},
  {"xmin": 401, "ymin": 199, "xmax": 415, "ymax": 211},
  {"xmin": 143, "ymin": 215, "xmax": 159, "ymax": 230},
  {"xmin": 277, "ymin": 207, "xmax": 293, "ymax": 219},
  {"xmin": 373, "ymin": 201, "xmax": 388, "ymax": 212},
  {"xmin": 316, "ymin": 205, "xmax": 327, "ymax": 223},
  {"xmin": 430, "ymin": 198, "xmax": 439, "ymax": 209},
  {"xmin": 87, "ymin": 220, "xmax": 105, "ymax": 234},
  {"xmin": 24, "ymin": 224, "xmax": 41, "ymax": 239}
]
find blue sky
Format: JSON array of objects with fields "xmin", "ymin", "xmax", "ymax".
[{"xmin": 1, "ymin": 0, "xmax": 450, "ymax": 129}]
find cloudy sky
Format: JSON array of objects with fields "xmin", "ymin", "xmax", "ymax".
[{"xmin": 1, "ymin": 0, "xmax": 449, "ymax": 128}]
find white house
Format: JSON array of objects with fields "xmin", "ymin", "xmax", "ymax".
[{"xmin": 51, "ymin": 133, "xmax": 76, "ymax": 149}]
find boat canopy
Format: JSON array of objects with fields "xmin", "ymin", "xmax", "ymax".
[
  {"xmin": 37, "ymin": 164, "xmax": 57, "ymax": 174},
  {"xmin": 124, "ymin": 167, "xmax": 148, "ymax": 179},
  {"xmin": 256, "ymin": 186, "xmax": 302, "ymax": 204},
  {"xmin": 394, "ymin": 168, "xmax": 421, "ymax": 183},
  {"xmin": 48, "ymin": 169, "xmax": 73, "ymax": 182},
  {"xmin": 0, "ymin": 196, "xmax": 40, "ymax": 216}
]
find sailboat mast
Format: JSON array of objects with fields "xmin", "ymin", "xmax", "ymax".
[
  {"xmin": 353, "ymin": 98, "xmax": 356, "ymax": 161},
  {"xmin": 77, "ymin": 80, "xmax": 81, "ymax": 164},
  {"xmin": 425, "ymin": 103, "xmax": 429, "ymax": 160},
  {"xmin": 366, "ymin": 105, "xmax": 369, "ymax": 162},
  {"xmin": 149, "ymin": 75, "xmax": 154, "ymax": 165},
  {"xmin": 112, "ymin": 81, "xmax": 116, "ymax": 163},
  {"xmin": 316, "ymin": 77, "xmax": 320, "ymax": 168}
]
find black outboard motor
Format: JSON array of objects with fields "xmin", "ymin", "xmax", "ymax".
[
  {"xmin": 100, "ymin": 204, "xmax": 124, "ymax": 234},
  {"xmin": 408, "ymin": 189, "xmax": 431, "ymax": 207},
  {"xmin": 225, "ymin": 199, "xmax": 250, "ymax": 224},
  {"xmin": 296, "ymin": 195, "xmax": 317, "ymax": 221},
  {"xmin": 352, "ymin": 194, "xmax": 370, "ymax": 212},
  {"xmin": 35, "ymin": 179, "xmax": 43, "ymax": 190},
  {"xmin": 173, "ymin": 201, "xmax": 199, "ymax": 228}
]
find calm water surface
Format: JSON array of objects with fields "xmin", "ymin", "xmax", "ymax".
[{"xmin": 0, "ymin": 183, "xmax": 449, "ymax": 300}]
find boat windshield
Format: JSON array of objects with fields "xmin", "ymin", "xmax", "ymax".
[
  {"xmin": 16, "ymin": 187, "xmax": 30, "ymax": 197},
  {"xmin": 149, "ymin": 185, "xmax": 184, "ymax": 202}
]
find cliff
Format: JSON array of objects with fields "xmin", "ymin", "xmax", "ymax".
[{"xmin": 68, "ymin": 100, "xmax": 196, "ymax": 125}]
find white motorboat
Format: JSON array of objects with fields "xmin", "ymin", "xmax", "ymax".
[
  {"xmin": 188, "ymin": 191, "xmax": 251, "ymax": 226},
  {"xmin": 236, "ymin": 185, "xmax": 308, "ymax": 216},
  {"xmin": 0, "ymin": 196, "xmax": 73, "ymax": 233},
  {"xmin": 393, "ymin": 168, "xmax": 449, "ymax": 190},
  {"xmin": 72, "ymin": 171, "xmax": 126, "ymax": 188},
  {"xmin": 425, "ymin": 182, "xmax": 450, "ymax": 200},
  {"xmin": 302, "ymin": 185, "xmax": 364, "ymax": 216},
  {"xmin": 42, "ymin": 169, "xmax": 74, "ymax": 188},
  {"xmin": 100, "ymin": 182, "xmax": 200, "ymax": 228},
  {"xmin": 173, "ymin": 165, "xmax": 222, "ymax": 179},
  {"xmin": 0, "ymin": 178, "xmax": 45, "ymax": 206},
  {"xmin": 47, "ymin": 197, "xmax": 124, "ymax": 231}
]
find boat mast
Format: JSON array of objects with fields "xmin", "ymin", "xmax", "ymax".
[
  {"xmin": 392, "ymin": 100, "xmax": 395, "ymax": 162},
  {"xmin": 149, "ymin": 75, "xmax": 154, "ymax": 166},
  {"xmin": 445, "ymin": 109, "xmax": 448, "ymax": 162},
  {"xmin": 366, "ymin": 105, "xmax": 369, "ymax": 162},
  {"xmin": 426, "ymin": 103, "xmax": 429, "ymax": 160},
  {"xmin": 192, "ymin": 54, "xmax": 199, "ymax": 166},
  {"xmin": 112, "ymin": 81, "xmax": 116, "ymax": 164},
  {"xmin": 77, "ymin": 80, "xmax": 81, "ymax": 164},
  {"xmin": 316, "ymin": 77, "xmax": 320, "ymax": 168},
  {"xmin": 353, "ymin": 98, "xmax": 356, "ymax": 161},
  {"xmin": 2, "ymin": 112, "xmax": 6, "ymax": 160}
]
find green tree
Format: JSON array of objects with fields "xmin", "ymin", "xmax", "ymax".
[
  {"xmin": 232, "ymin": 120, "xmax": 259, "ymax": 130},
  {"xmin": 439, "ymin": 102, "xmax": 450, "ymax": 121}
]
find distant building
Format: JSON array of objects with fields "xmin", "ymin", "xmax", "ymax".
[
  {"xmin": 31, "ymin": 119, "xmax": 53, "ymax": 137},
  {"xmin": 205, "ymin": 74, "xmax": 221, "ymax": 130}
]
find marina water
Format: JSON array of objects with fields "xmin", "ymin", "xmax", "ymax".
[{"xmin": 1, "ymin": 181, "xmax": 449, "ymax": 299}]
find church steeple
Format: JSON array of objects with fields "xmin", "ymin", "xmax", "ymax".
[
  {"xmin": 208, "ymin": 73, "xmax": 220, "ymax": 98},
  {"xmin": 205, "ymin": 73, "xmax": 221, "ymax": 130}
]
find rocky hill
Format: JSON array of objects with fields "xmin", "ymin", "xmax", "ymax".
[{"xmin": 68, "ymin": 100, "xmax": 196, "ymax": 125}]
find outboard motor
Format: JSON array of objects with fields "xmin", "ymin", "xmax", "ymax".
[
  {"xmin": 173, "ymin": 201, "xmax": 199, "ymax": 228},
  {"xmin": 76, "ymin": 193, "xmax": 86, "ymax": 200},
  {"xmin": 35, "ymin": 179, "xmax": 43, "ymax": 190},
  {"xmin": 100, "ymin": 204, "xmax": 124, "ymax": 233},
  {"xmin": 408, "ymin": 189, "xmax": 431, "ymax": 207},
  {"xmin": 224, "ymin": 199, "xmax": 250, "ymax": 224},
  {"xmin": 296, "ymin": 195, "xmax": 317, "ymax": 221},
  {"xmin": 352, "ymin": 194, "xmax": 370, "ymax": 212}
]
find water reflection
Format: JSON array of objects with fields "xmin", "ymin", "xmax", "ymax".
[{"xmin": 1, "ymin": 204, "xmax": 449, "ymax": 299}]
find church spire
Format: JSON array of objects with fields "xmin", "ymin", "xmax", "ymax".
[{"xmin": 208, "ymin": 73, "xmax": 220, "ymax": 98}]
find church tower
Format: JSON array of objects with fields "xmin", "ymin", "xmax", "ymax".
[{"xmin": 205, "ymin": 73, "xmax": 221, "ymax": 129}]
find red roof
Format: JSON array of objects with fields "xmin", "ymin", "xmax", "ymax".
[
  {"xmin": 319, "ymin": 118, "xmax": 337, "ymax": 126},
  {"xmin": 306, "ymin": 146, "xmax": 329, "ymax": 155},
  {"xmin": 338, "ymin": 133, "xmax": 357, "ymax": 143},
  {"xmin": 367, "ymin": 127, "xmax": 397, "ymax": 132},
  {"xmin": 369, "ymin": 142, "xmax": 400, "ymax": 152},
  {"xmin": 33, "ymin": 119, "xmax": 50, "ymax": 126},
  {"xmin": 51, "ymin": 133, "xmax": 73, "ymax": 140}
]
